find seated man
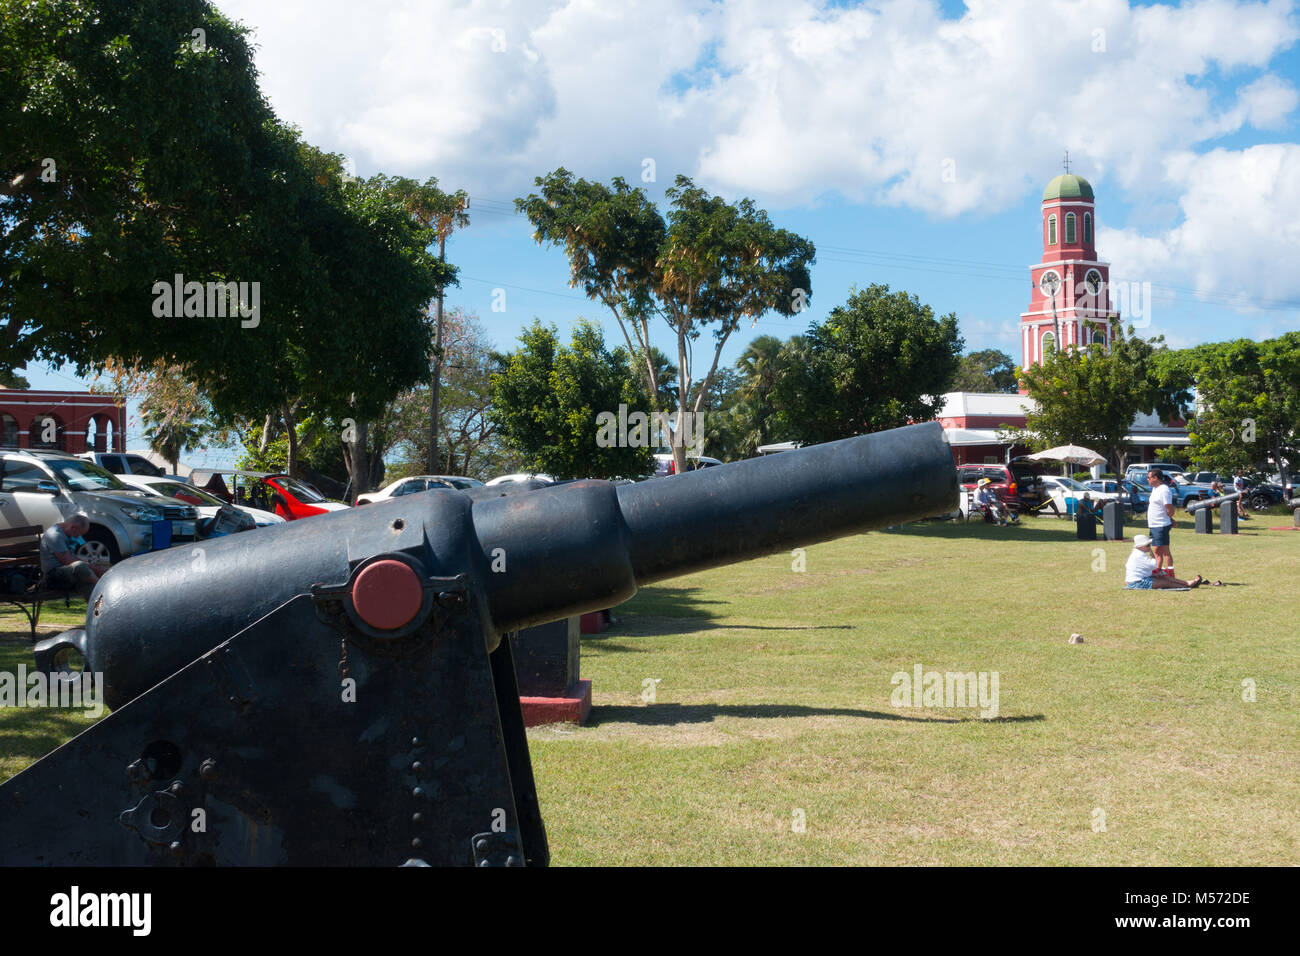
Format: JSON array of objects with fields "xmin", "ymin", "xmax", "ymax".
[
  {"xmin": 973, "ymin": 478, "xmax": 1003, "ymax": 525},
  {"xmin": 40, "ymin": 512, "xmax": 102, "ymax": 599},
  {"xmin": 1125, "ymin": 533, "xmax": 1203, "ymax": 589}
]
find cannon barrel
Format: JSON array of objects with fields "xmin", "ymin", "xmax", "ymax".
[
  {"xmin": 1186, "ymin": 491, "xmax": 1240, "ymax": 512},
  {"xmin": 53, "ymin": 421, "xmax": 957, "ymax": 710}
]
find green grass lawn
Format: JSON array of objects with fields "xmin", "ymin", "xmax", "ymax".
[
  {"xmin": 528, "ymin": 511, "xmax": 1300, "ymax": 865},
  {"xmin": 3, "ymin": 511, "xmax": 1297, "ymax": 864}
]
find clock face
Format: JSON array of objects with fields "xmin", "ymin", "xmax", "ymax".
[
  {"xmin": 1039, "ymin": 271, "xmax": 1061, "ymax": 297},
  {"xmin": 1085, "ymin": 269, "xmax": 1103, "ymax": 295}
]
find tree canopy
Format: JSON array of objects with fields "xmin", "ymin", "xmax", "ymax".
[
  {"xmin": 515, "ymin": 169, "xmax": 814, "ymax": 469},
  {"xmin": 1170, "ymin": 333, "xmax": 1300, "ymax": 476},
  {"xmin": 775, "ymin": 284, "xmax": 963, "ymax": 443},
  {"xmin": 953, "ymin": 349, "xmax": 1018, "ymax": 393},
  {"xmin": 489, "ymin": 319, "xmax": 653, "ymax": 479},
  {"xmin": 2, "ymin": 0, "xmax": 451, "ymax": 422}
]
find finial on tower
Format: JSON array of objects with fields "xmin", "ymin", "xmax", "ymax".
[{"xmin": 1063, "ymin": 150, "xmax": 1071, "ymax": 174}]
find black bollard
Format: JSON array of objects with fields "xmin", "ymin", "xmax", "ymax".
[
  {"xmin": 1076, "ymin": 508, "xmax": 1097, "ymax": 540},
  {"xmin": 1103, "ymin": 501, "xmax": 1124, "ymax": 540},
  {"xmin": 1219, "ymin": 500, "xmax": 1239, "ymax": 534},
  {"xmin": 1194, "ymin": 507, "xmax": 1214, "ymax": 534}
]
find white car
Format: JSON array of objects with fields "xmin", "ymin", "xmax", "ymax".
[
  {"xmin": 652, "ymin": 453, "xmax": 724, "ymax": 477},
  {"xmin": 355, "ymin": 474, "xmax": 485, "ymax": 505},
  {"xmin": 484, "ymin": 473, "xmax": 557, "ymax": 487},
  {"xmin": 117, "ymin": 475, "xmax": 284, "ymax": 529}
]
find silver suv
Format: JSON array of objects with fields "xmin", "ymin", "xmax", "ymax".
[
  {"xmin": 76, "ymin": 451, "xmax": 168, "ymax": 477},
  {"xmin": 0, "ymin": 448, "xmax": 198, "ymax": 564}
]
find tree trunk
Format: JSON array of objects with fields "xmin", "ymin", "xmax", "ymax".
[
  {"xmin": 281, "ymin": 404, "xmax": 298, "ymax": 477},
  {"xmin": 427, "ymin": 235, "xmax": 447, "ymax": 475},
  {"xmin": 347, "ymin": 419, "xmax": 370, "ymax": 502}
]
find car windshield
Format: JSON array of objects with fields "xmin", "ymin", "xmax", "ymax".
[
  {"xmin": 150, "ymin": 482, "xmax": 224, "ymax": 507},
  {"xmin": 46, "ymin": 458, "xmax": 129, "ymax": 492},
  {"xmin": 276, "ymin": 477, "xmax": 326, "ymax": 503},
  {"xmin": 1051, "ymin": 477, "xmax": 1087, "ymax": 490}
]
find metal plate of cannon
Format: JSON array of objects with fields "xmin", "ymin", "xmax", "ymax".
[{"xmin": 1, "ymin": 421, "xmax": 957, "ymax": 866}]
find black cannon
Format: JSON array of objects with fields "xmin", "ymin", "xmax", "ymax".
[
  {"xmin": 1187, "ymin": 492, "xmax": 1241, "ymax": 534},
  {"xmin": 1, "ymin": 422, "xmax": 956, "ymax": 866}
]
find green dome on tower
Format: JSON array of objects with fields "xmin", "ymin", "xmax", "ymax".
[{"xmin": 1043, "ymin": 174, "xmax": 1094, "ymax": 201}]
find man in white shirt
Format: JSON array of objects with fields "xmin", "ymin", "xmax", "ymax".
[
  {"xmin": 1146, "ymin": 469, "xmax": 1177, "ymax": 576},
  {"xmin": 1125, "ymin": 533, "xmax": 1202, "ymax": 589}
]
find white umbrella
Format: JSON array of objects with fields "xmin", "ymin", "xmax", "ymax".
[{"xmin": 1026, "ymin": 445, "xmax": 1107, "ymax": 466}]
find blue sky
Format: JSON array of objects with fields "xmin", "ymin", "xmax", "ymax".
[{"xmin": 21, "ymin": 0, "xmax": 1300, "ymax": 466}]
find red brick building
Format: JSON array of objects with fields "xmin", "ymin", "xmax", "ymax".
[{"xmin": 0, "ymin": 388, "xmax": 126, "ymax": 453}]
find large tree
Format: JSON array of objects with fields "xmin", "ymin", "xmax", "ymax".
[
  {"xmin": 489, "ymin": 319, "xmax": 653, "ymax": 480},
  {"xmin": 515, "ymin": 170, "xmax": 814, "ymax": 473},
  {"xmin": 1175, "ymin": 333, "xmax": 1300, "ymax": 477},
  {"xmin": 1019, "ymin": 320, "xmax": 1191, "ymax": 474},
  {"xmin": 2, "ymin": 0, "xmax": 451, "ymax": 448},
  {"xmin": 776, "ymin": 285, "xmax": 963, "ymax": 443}
]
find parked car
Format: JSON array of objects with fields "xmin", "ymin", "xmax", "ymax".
[
  {"xmin": 355, "ymin": 474, "xmax": 485, "ymax": 505},
  {"xmin": 955, "ymin": 462, "xmax": 1041, "ymax": 512},
  {"xmin": 0, "ymin": 448, "xmax": 198, "ymax": 564},
  {"xmin": 1242, "ymin": 473, "xmax": 1288, "ymax": 510},
  {"xmin": 189, "ymin": 469, "xmax": 350, "ymax": 521},
  {"xmin": 652, "ymin": 453, "xmax": 725, "ymax": 477},
  {"xmin": 1186, "ymin": 471, "xmax": 1227, "ymax": 487},
  {"xmin": 1124, "ymin": 462, "xmax": 1188, "ymax": 484},
  {"xmin": 76, "ymin": 451, "xmax": 169, "ymax": 477},
  {"xmin": 484, "ymin": 473, "xmax": 557, "ymax": 487},
  {"xmin": 117, "ymin": 474, "xmax": 284, "ymax": 530},
  {"xmin": 1080, "ymin": 479, "xmax": 1153, "ymax": 513}
]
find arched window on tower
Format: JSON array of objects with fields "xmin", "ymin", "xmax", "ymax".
[
  {"xmin": 1042, "ymin": 331, "xmax": 1057, "ymax": 357},
  {"xmin": 1065, "ymin": 213, "xmax": 1076, "ymax": 244},
  {"xmin": 1083, "ymin": 213, "xmax": 1092, "ymax": 245},
  {"xmin": 1048, "ymin": 215, "xmax": 1057, "ymax": 245}
]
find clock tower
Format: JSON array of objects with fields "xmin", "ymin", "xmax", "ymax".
[{"xmin": 1019, "ymin": 168, "xmax": 1120, "ymax": 390}]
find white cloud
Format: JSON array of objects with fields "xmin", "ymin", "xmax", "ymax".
[
  {"xmin": 1100, "ymin": 144, "xmax": 1300, "ymax": 308},
  {"xmin": 211, "ymin": 0, "xmax": 1300, "ymax": 319},
  {"xmin": 215, "ymin": 0, "xmax": 1299, "ymax": 208}
]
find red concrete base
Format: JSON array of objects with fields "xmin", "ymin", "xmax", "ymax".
[
  {"xmin": 520, "ymin": 680, "xmax": 592, "ymax": 727},
  {"xmin": 1268, "ymin": 526, "xmax": 1299, "ymax": 531},
  {"xmin": 580, "ymin": 610, "xmax": 611, "ymax": 634}
]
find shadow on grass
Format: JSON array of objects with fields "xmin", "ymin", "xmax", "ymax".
[
  {"xmin": 587, "ymin": 702, "xmax": 1045, "ymax": 727},
  {"xmin": 892, "ymin": 519, "xmax": 1114, "ymax": 543}
]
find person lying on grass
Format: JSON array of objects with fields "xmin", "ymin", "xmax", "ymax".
[{"xmin": 1124, "ymin": 533, "xmax": 1222, "ymax": 589}]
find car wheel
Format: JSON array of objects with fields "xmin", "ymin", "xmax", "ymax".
[
  {"xmin": 1250, "ymin": 493, "xmax": 1270, "ymax": 511},
  {"xmin": 77, "ymin": 527, "xmax": 121, "ymax": 567}
]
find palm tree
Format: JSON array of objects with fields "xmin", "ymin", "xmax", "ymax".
[{"xmin": 143, "ymin": 409, "xmax": 205, "ymax": 474}]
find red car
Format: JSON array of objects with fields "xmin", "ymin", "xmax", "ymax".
[
  {"xmin": 955, "ymin": 461, "xmax": 1044, "ymax": 512},
  {"xmin": 190, "ymin": 469, "xmax": 351, "ymax": 521}
]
